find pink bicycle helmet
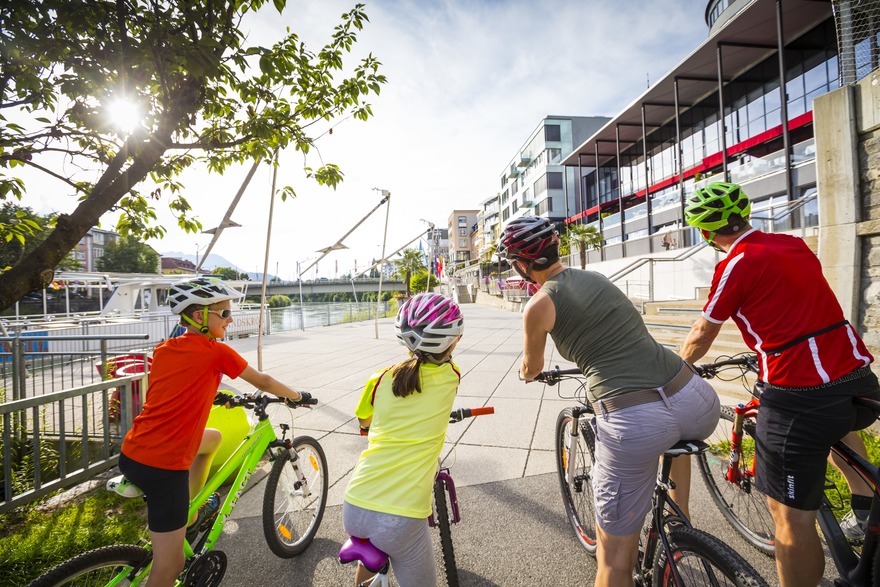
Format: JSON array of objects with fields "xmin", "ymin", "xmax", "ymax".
[
  {"xmin": 497, "ymin": 216, "xmax": 558, "ymax": 262},
  {"xmin": 395, "ymin": 293, "xmax": 464, "ymax": 354}
]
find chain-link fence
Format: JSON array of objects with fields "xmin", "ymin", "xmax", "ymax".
[{"xmin": 833, "ymin": 0, "xmax": 880, "ymax": 85}]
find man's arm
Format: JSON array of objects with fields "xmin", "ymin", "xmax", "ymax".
[
  {"xmin": 680, "ymin": 316, "xmax": 724, "ymax": 364},
  {"xmin": 519, "ymin": 292, "xmax": 556, "ymax": 381}
]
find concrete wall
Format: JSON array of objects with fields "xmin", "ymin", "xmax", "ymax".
[{"xmin": 815, "ymin": 68, "xmax": 880, "ymax": 357}]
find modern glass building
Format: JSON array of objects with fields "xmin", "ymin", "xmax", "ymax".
[{"xmin": 562, "ymin": 0, "xmax": 880, "ymax": 261}]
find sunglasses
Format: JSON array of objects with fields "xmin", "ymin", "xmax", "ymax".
[{"xmin": 208, "ymin": 309, "xmax": 233, "ymax": 319}]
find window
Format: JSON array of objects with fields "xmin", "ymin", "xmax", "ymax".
[
  {"xmin": 459, "ymin": 227, "xmax": 467, "ymax": 236},
  {"xmin": 93, "ymin": 232, "xmax": 105, "ymax": 244},
  {"xmin": 544, "ymin": 124, "xmax": 561, "ymax": 142},
  {"xmin": 458, "ymin": 215, "xmax": 467, "ymax": 226},
  {"xmin": 547, "ymin": 172, "xmax": 563, "ymax": 189},
  {"xmin": 458, "ymin": 238, "xmax": 468, "ymax": 248}
]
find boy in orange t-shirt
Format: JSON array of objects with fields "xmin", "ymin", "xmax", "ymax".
[{"xmin": 119, "ymin": 277, "xmax": 311, "ymax": 587}]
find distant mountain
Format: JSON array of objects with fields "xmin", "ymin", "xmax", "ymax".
[{"xmin": 160, "ymin": 251, "xmax": 276, "ymax": 281}]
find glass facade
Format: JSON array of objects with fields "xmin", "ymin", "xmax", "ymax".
[{"xmin": 579, "ymin": 18, "xmax": 841, "ymax": 245}]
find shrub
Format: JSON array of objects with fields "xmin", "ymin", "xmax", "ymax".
[{"xmin": 267, "ymin": 295, "xmax": 291, "ymax": 308}]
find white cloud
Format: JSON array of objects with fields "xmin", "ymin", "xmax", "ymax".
[{"xmin": 21, "ymin": 0, "xmax": 709, "ymax": 279}]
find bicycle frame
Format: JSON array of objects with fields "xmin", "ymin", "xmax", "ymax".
[
  {"xmin": 725, "ymin": 397, "xmax": 760, "ymax": 486},
  {"xmin": 818, "ymin": 440, "xmax": 880, "ymax": 585}
]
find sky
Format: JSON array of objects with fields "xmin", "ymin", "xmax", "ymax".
[{"xmin": 24, "ymin": 0, "xmax": 711, "ymax": 280}]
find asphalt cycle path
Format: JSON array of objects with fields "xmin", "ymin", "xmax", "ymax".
[{"xmin": 212, "ymin": 303, "xmax": 835, "ymax": 586}]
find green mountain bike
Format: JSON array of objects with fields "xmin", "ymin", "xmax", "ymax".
[{"xmin": 27, "ymin": 392, "xmax": 328, "ymax": 587}]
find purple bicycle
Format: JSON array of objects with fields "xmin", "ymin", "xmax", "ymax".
[{"xmin": 339, "ymin": 406, "xmax": 494, "ymax": 587}]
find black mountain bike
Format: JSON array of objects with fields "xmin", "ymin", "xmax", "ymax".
[{"xmin": 538, "ymin": 366, "xmax": 769, "ymax": 586}]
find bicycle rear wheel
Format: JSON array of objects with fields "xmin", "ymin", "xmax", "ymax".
[
  {"xmin": 26, "ymin": 544, "xmax": 150, "ymax": 587},
  {"xmin": 262, "ymin": 436, "xmax": 328, "ymax": 557},
  {"xmin": 555, "ymin": 407, "xmax": 598, "ymax": 556},
  {"xmin": 653, "ymin": 526, "xmax": 769, "ymax": 587},
  {"xmin": 433, "ymin": 478, "xmax": 459, "ymax": 587},
  {"xmin": 697, "ymin": 405, "xmax": 775, "ymax": 556}
]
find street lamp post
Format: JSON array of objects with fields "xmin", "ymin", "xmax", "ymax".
[
  {"xmin": 420, "ymin": 219, "xmax": 435, "ymax": 294},
  {"xmin": 375, "ymin": 189, "xmax": 391, "ymax": 339}
]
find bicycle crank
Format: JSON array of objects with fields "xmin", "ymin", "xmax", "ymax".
[{"xmin": 184, "ymin": 550, "xmax": 227, "ymax": 587}]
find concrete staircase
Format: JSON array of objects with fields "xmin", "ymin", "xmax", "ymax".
[{"xmin": 642, "ymin": 287, "xmax": 757, "ymax": 404}]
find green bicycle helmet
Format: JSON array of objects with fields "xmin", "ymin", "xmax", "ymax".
[{"xmin": 685, "ymin": 182, "xmax": 751, "ymax": 232}]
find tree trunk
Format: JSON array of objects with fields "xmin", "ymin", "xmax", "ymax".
[
  {"xmin": 0, "ymin": 81, "xmax": 201, "ymax": 312},
  {"xmin": 579, "ymin": 245, "xmax": 587, "ymax": 269}
]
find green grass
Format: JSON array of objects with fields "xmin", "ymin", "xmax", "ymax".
[{"xmin": 0, "ymin": 487, "xmax": 147, "ymax": 586}]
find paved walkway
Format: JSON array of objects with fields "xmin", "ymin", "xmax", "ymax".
[{"xmin": 203, "ymin": 303, "xmax": 831, "ymax": 586}]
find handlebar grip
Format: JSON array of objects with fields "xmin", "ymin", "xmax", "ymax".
[{"xmin": 469, "ymin": 407, "xmax": 494, "ymax": 417}]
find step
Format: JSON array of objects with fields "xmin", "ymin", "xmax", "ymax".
[{"xmin": 643, "ymin": 299, "xmax": 705, "ymax": 315}]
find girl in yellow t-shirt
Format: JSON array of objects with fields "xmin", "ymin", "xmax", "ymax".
[{"xmin": 343, "ymin": 293, "xmax": 464, "ymax": 587}]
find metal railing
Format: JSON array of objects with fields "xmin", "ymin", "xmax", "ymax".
[
  {"xmin": 1, "ymin": 334, "xmax": 150, "ymax": 401},
  {"xmin": 1, "ymin": 375, "xmax": 143, "ymax": 513}
]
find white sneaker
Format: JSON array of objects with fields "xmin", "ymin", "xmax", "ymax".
[{"xmin": 840, "ymin": 510, "xmax": 867, "ymax": 543}]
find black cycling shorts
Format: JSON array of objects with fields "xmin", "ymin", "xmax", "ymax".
[
  {"xmin": 755, "ymin": 369, "xmax": 880, "ymax": 510},
  {"xmin": 118, "ymin": 452, "xmax": 189, "ymax": 533}
]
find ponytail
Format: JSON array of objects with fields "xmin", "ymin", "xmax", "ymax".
[
  {"xmin": 391, "ymin": 348, "xmax": 454, "ymax": 398},
  {"xmin": 391, "ymin": 356, "xmax": 422, "ymax": 398}
]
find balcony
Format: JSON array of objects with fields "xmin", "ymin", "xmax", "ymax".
[
  {"xmin": 517, "ymin": 155, "xmax": 531, "ymax": 168},
  {"xmin": 507, "ymin": 166, "xmax": 520, "ymax": 179}
]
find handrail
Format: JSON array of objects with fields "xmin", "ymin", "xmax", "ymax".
[
  {"xmin": 606, "ymin": 241, "xmax": 708, "ymax": 284},
  {"xmin": 750, "ymin": 191, "xmax": 817, "ymax": 223}
]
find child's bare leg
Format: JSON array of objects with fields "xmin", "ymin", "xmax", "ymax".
[
  {"xmin": 354, "ymin": 562, "xmax": 376, "ymax": 586},
  {"xmin": 187, "ymin": 428, "xmax": 222, "ymax": 524},
  {"xmin": 145, "ymin": 527, "xmax": 186, "ymax": 587}
]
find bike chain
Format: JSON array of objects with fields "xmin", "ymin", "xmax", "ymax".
[{"xmin": 184, "ymin": 550, "xmax": 227, "ymax": 587}]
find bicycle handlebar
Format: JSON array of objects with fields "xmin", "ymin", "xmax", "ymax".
[
  {"xmin": 695, "ymin": 355, "xmax": 759, "ymax": 379},
  {"xmin": 359, "ymin": 407, "xmax": 495, "ymax": 435},
  {"xmin": 213, "ymin": 392, "xmax": 318, "ymax": 409},
  {"xmin": 450, "ymin": 406, "xmax": 495, "ymax": 423},
  {"xmin": 534, "ymin": 366, "xmax": 583, "ymax": 386}
]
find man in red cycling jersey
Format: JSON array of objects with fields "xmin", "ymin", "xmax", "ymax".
[{"xmin": 680, "ymin": 181, "xmax": 880, "ymax": 587}]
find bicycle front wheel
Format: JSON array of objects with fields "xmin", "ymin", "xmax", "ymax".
[
  {"xmin": 555, "ymin": 407, "xmax": 598, "ymax": 556},
  {"xmin": 653, "ymin": 526, "xmax": 769, "ymax": 587},
  {"xmin": 262, "ymin": 436, "xmax": 328, "ymax": 558},
  {"xmin": 26, "ymin": 545, "xmax": 150, "ymax": 587},
  {"xmin": 697, "ymin": 405, "xmax": 774, "ymax": 556},
  {"xmin": 433, "ymin": 478, "xmax": 459, "ymax": 587}
]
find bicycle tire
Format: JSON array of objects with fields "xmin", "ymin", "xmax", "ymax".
[
  {"xmin": 262, "ymin": 436, "xmax": 328, "ymax": 558},
  {"xmin": 555, "ymin": 407, "xmax": 598, "ymax": 556},
  {"xmin": 653, "ymin": 526, "xmax": 770, "ymax": 587},
  {"xmin": 433, "ymin": 477, "xmax": 459, "ymax": 587},
  {"xmin": 697, "ymin": 405, "xmax": 775, "ymax": 557},
  {"xmin": 26, "ymin": 544, "xmax": 149, "ymax": 587}
]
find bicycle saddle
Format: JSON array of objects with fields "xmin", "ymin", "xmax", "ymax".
[
  {"xmin": 339, "ymin": 537, "xmax": 389, "ymax": 573},
  {"xmin": 665, "ymin": 440, "xmax": 709, "ymax": 456}
]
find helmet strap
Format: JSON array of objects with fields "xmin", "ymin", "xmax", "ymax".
[
  {"xmin": 512, "ymin": 259, "xmax": 538, "ymax": 284},
  {"xmin": 182, "ymin": 309, "xmax": 213, "ymax": 338},
  {"xmin": 700, "ymin": 229, "xmax": 725, "ymax": 253}
]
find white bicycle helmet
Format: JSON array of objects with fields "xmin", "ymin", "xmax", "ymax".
[
  {"xmin": 395, "ymin": 293, "xmax": 464, "ymax": 354},
  {"xmin": 168, "ymin": 277, "xmax": 243, "ymax": 315}
]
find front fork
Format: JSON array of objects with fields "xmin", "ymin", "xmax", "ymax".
[
  {"xmin": 566, "ymin": 407, "xmax": 592, "ymax": 492},
  {"xmin": 726, "ymin": 398, "xmax": 760, "ymax": 488},
  {"xmin": 429, "ymin": 469, "xmax": 460, "ymax": 527}
]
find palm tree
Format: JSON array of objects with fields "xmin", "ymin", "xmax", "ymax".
[
  {"xmin": 392, "ymin": 249, "xmax": 426, "ymax": 297},
  {"xmin": 566, "ymin": 224, "xmax": 603, "ymax": 269}
]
